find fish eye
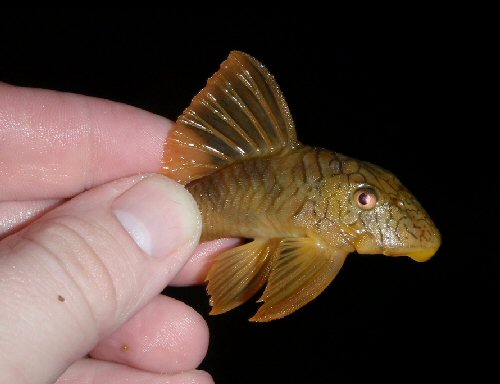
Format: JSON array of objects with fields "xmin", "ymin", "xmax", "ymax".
[{"xmin": 354, "ymin": 188, "xmax": 378, "ymax": 210}]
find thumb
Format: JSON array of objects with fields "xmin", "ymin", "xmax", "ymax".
[{"xmin": 0, "ymin": 174, "xmax": 201, "ymax": 384}]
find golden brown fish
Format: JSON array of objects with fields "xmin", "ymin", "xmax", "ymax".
[{"xmin": 162, "ymin": 51, "xmax": 441, "ymax": 322}]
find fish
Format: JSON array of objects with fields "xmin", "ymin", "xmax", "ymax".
[{"xmin": 161, "ymin": 51, "xmax": 441, "ymax": 322}]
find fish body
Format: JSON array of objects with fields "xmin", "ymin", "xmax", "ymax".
[
  {"xmin": 190, "ymin": 147, "xmax": 339, "ymax": 242},
  {"xmin": 162, "ymin": 52, "xmax": 441, "ymax": 322}
]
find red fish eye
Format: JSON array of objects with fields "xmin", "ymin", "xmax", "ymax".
[{"xmin": 354, "ymin": 188, "xmax": 377, "ymax": 210}]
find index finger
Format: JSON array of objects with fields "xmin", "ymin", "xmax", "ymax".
[{"xmin": 0, "ymin": 83, "xmax": 171, "ymax": 201}]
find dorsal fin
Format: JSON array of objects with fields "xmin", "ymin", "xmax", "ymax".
[{"xmin": 162, "ymin": 51, "xmax": 299, "ymax": 184}]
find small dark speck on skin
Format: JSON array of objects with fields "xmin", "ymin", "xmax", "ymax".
[
  {"xmin": 121, "ymin": 344, "xmax": 129, "ymax": 352},
  {"xmin": 57, "ymin": 295, "xmax": 65, "ymax": 302}
]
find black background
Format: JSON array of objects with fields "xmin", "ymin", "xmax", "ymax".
[{"xmin": 1, "ymin": 11, "xmax": 496, "ymax": 383}]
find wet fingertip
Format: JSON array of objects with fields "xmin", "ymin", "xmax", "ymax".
[
  {"xmin": 169, "ymin": 369, "xmax": 214, "ymax": 384},
  {"xmin": 112, "ymin": 175, "xmax": 201, "ymax": 260}
]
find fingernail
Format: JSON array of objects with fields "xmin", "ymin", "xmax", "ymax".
[{"xmin": 112, "ymin": 175, "xmax": 201, "ymax": 258}]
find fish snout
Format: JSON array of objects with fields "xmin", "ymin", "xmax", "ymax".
[
  {"xmin": 354, "ymin": 228, "xmax": 441, "ymax": 262},
  {"xmin": 404, "ymin": 246, "xmax": 440, "ymax": 262},
  {"xmin": 401, "ymin": 209, "xmax": 442, "ymax": 262}
]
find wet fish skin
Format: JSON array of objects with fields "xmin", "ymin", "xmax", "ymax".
[{"xmin": 189, "ymin": 145, "xmax": 439, "ymax": 260}]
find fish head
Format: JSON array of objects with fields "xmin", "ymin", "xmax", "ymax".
[{"xmin": 336, "ymin": 159, "xmax": 441, "ymax": 262}]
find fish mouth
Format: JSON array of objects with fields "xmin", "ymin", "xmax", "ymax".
[
  {"xmin": 383, "ymin": 247, "xmax": 439, "ymax": 262},
  {"xmin": 354, "ymin": 234, "xmax": 440, "ymax": 262}
]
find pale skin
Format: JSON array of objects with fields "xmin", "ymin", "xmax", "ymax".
[{"xmin": 0, "ymin": 82, "xmax": 237, "ymax": 384}]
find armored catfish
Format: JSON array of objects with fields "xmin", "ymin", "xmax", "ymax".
[{"xmin": 162, "ymin": 51, "xmax": 441, "ymax": 322}]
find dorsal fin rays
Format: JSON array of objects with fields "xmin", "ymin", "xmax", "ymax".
[
  {"xmin": 179, "ymin": 108, "xmax": 244, "ymax": 157},
  {"xmin": 201, "ymin": 90, "xmax": 256, "ymax": 153},
  {"xmin": 162, "ymin": 51, "xmax": 298, "ymax": 185},
  {"xmin": 231, "ymin": 55, "xmax": 288, "ymax": 146},
  {"xmin": 213, "ymin": 76, "xmax": 267, "ymax": 150}
]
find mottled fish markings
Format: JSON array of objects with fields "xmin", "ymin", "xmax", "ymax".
[{"xmin": 162, "ymin": 51, "xmax": 441, "ymax": 322}]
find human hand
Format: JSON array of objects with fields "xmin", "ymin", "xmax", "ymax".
[{"xmin": 0, "ymin": 83, "xmax": 224, "ymax": 383}]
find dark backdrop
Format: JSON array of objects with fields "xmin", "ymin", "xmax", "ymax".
[{"xmin": 1, "ymin": 11, "xmax": 496, "ymax": 383}]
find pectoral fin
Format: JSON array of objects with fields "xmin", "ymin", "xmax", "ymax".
[
  {"xmin": 250, "ymin": 238, "xmax": 347, "ymax": 322},
  {"xmin": 207, "ymin": 238, "xmax": 280, "ymax": 315}
]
